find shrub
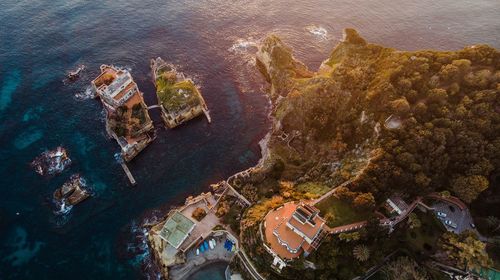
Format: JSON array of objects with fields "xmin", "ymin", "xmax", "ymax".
[{"xmin": 192, "ymin": 207, "xmax": 207, "ymax": 221}]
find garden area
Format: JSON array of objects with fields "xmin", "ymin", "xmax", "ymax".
[
  {"xmin": 315, "ymin": 196, "xmax": 369, "ymax": 228},
  {"xmin": 403, "ymin": 211, "xmax": 446, "ymax": 254},
  {"xmin": 156, "ymin": 75, "xmax": 201, "ymax": 112}
]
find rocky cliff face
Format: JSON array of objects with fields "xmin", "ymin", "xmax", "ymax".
[{"xmin": 256, "ymin": 28, "xmax": 499, "ymax": 203}]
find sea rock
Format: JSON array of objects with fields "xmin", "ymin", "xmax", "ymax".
[
  {"xmin": 53, "ymin": 174, "xmax": 90, "ymax": 206},
  {"xmin": 31, "ymin": 147, "xmax": 71, "ymax": 176}
]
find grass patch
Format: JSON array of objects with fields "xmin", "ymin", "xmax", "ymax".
[
  {"xmin": 316, "ymin": 196, "xmax": 369, "ymax": 227},
  {"xmin": 296, "ymin": 182, "xmax": 330, "ymax": 196},
  {"xmin": 156, "ymin": 77, "xmax": 201, "ymax": 111}
]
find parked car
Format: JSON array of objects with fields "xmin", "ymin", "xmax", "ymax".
[
  {"xmin": 470, "ymin": 223, "xmax": 476, "ymax": 228},
  {"xmin": 436, "ymin": 211, "xmax": 447, "ymax": 218},
  {"xmin": 445, "ymin": 220, "xmax": 457, "ymax": 228},
  {"xmin": 196, "ymin": 248, "xmax": 199, "ymax": 255}
]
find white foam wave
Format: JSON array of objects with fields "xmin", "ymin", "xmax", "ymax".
[
  {"xmin": 54, "ymin": 199, "xmax": 73, "ymax": 216},
  {"xmin": 229, "ymin": 39, "xmax": 258, "ymax": 53},
  {"xmin": 75, "ymin": 85, "xmax": 96, "ymax": 100},
  {"xmin": 306, "ymin": 25, "xmax": 328, "ymax": 40}
]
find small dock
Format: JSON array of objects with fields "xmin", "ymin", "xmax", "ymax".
[{"xmin": 121, "ymin": 162, "xmax": 137, "ymax": 186}]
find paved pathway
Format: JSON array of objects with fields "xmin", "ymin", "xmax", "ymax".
[
  {"xmin": 327, "ymin": 221, "xmax": 368, "ymax": 234},
  {"xmin": 237, "ymin": 249, "xmax": 266, "ymax": 280},
  {"xmin": 223, "ymin": 181, "xmax": 251, "ymax": 206}
]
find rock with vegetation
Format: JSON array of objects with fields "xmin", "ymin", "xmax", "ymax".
[
  {"xmin": 235, "ymin": 28, "xmax": 498, "ymax": 279},
  {"xmin": 255, "ymin": 28, "xmax": 499, "ymax": 204},
  {"xmin": 151, "ymin": 57, "xmax": 209, "ymax": 128}
]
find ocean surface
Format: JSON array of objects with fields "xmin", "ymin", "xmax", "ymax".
[{"xmin": 0, "ymin": 0, "xmax": 498, "ymax": 279}]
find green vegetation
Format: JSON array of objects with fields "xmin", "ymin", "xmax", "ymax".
[
  {"xmin": 439, "ymin": 230, "xmax": 491, "ymax": 270},
  {"xmin": 217, "ymin": 195, "xmax": 244, "ymax": 235},
  {"xmin": 212, "ymin": 225, "xmax": 225, "ymax": 231},
  {"xmin": 316, "ymin": 196, "xmax": 368, "ymax": 227},
  {"xmin": 155, "ymin": 71, "xmax": 201, "ymax": 112},
  {"xmin": 109, "ymin": 103, "xmax": 151, "ymax": 138},
  {"xmin": 404, "ymin": 211, "xmax": 445, "ymax": 254},
  {"xmin": 235, "ymin": 28, "xmax": 499, "ymax": 279},
  {"xmin": 296, "ymin": 182, "xmax": 330, "ymax": 196},
  {"xmin": 191, "ymin": 207, "xmax": 207, "ymax": 221},
  {"xmin": 256, "ymin": 28, "xmax": 499, "ymax": 205},
  {"xmin": 353, "ymin": 244, "xmax": 370, "ymax": 262},
  {"xmin": 382, "ymin": 256, "xmax": 430, "ymax": 280},
  {"xmin": 131, "ymin": 103, "xmax": 147, "ymax": 124}
]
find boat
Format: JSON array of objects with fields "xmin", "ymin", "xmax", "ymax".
[
  {"xmin": 208, "ymin": 239, "xmax": 214, "ymax": 250},
  {"xmin": 68, "ymin": 65, "xmax": 85, "ymax": 80},
  {"xmin": 203, "ymin": 241, "xmax": 209, "ymax": 251},
  {"xmin": 196, "ymin": 248, "xmax": 199, "ymax": 255}
]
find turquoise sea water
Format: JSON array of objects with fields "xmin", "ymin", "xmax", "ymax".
[{"xmin": 0, "ymin": 0, "xmax": 498, "ymax": 279}]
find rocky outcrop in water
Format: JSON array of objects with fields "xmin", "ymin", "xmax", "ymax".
[
  {"xmin": 53, "ymin": 174, "xmax": 90, "ymax": 207},
  {"xmin": 31, "ymin": 147, "xmax": 71, "ymax": 176}
]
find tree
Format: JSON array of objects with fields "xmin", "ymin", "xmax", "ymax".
[
  {"xmin": 439, "ymin": 190, "xmax": 451, "ymax": 198},
  {"xmin": 390, "ymin": 97, "xmax": 410, "ymax": 115},
  {"xmin": 324, "ymin": 212, "xmax": 336, "ymax": 225},
  {"xmin": 191, "ymin": 207, "xmax": 207, "ymax": 221},
  {"xmin": 353, "ymin": 192, "xmax": 375, "ymax": 209},
  {"xmin": 353, "ymin": 245, "xmax": 370, "ymax": 262},
  {"xmin": 486, "ymin": 216, "xmax": 500, "ymax": 234},
  {"xmin": 338, "ymin": 232, "xmax": 360, "ymax": 242},
  {"xmin": 382, "ymin": 257, "xmax": 429, "ymax": 280},
  {"xmin": 438, "ymin": 231, "xmax": 491, "ymax": 271},
  {"xmin": 335, "ymin": 186, "xmax": 356, "ymax": 201},
  {"xmin": 407, "ymin": 213, "xmax": 421, "ymax": 229},
  {"xmin": 452, "ymin": 175, "xmax": 489, "ymax": 203}
]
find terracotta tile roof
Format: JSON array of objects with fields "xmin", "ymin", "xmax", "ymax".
[
  {"xmin": 113, "ymin": 82, "xmax": 136, "ymax": 101},
  {"xmin": 264, "ymin": 201, "xmax": 326, "ymax": 260},
  {"xmin": 264, "ymin": 203, "xmax": 301, "ymax": 259}
]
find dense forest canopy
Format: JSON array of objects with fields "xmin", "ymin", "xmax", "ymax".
[{"xmin": 257, "ymin": 28, "xmax": 499, "ymax": 204}]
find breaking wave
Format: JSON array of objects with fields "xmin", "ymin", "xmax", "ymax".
[
  {"xmin": 306, "ymin": 25, "xmax": 328, "ymax": 40},
  {"xmin": 75, "ymin": 85, "xmax": 96, "ymax": 100},
  {"xmin": 228, "ymin": 39, "xmax": 258, "ymax": 54},
  {"xmin": 127, "ymin": 216, "xmax": 163, "ymax": 280}
]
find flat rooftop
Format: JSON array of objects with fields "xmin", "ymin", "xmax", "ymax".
[
  {"xmin": 265, "ymin": 203, "xmax": 302, "ymax": 259},
  {"xmin": 159, "ymin": 211, "xmax": 196, "ymax": 249}
]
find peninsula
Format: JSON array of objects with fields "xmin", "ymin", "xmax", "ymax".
[
  {"xmin": 146, "ymin": 29, "xmax": 499, "ymax": 280},
  {"xmin": 151, "ymin": 57, "xmax": 211, "ymax": 128},
  {"xmin": 91, "ymin": 65, "xmax": 154, "ymax": 162}
]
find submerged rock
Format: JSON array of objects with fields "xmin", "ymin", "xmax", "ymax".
[
  {"xmin": 31, "ymin": 147, "xmax": 71, "ymax": 176},
  {"xmin": 53, "ymin": 174, "xmax": 90, "ymax": 207}
]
